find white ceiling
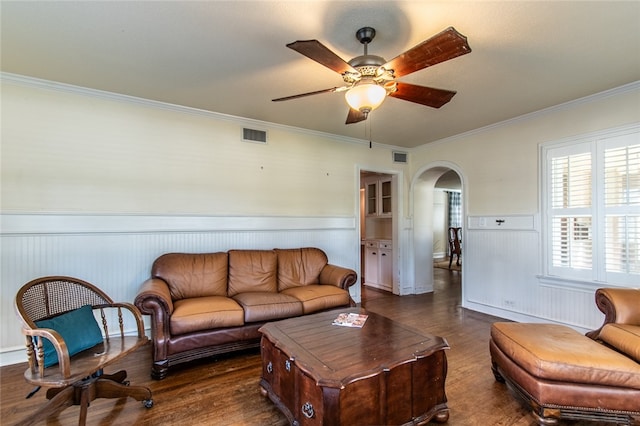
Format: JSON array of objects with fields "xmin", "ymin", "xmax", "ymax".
[{"xmin": 2, "ymin": 1, "xmax": 639, "ymax": 149}]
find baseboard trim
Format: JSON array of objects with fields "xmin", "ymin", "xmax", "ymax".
[{"xmin": 462, "ymin": 300, "xmax": 590, "ymax": 334}]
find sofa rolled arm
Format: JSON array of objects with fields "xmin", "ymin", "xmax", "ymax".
[
  {"xmin": 134, "ymin": 278, "xmax": 174, "ymax": 316},
  {"xmin": 134, "ymin": 278, "xmax": 175, "ymax": 379},
  {"xmin": 319, "ymin": 264, "xmax": 358, "ymax": 290},
  {"xmin": 586, "ymin": 287, "xmax": 640, "ymax": 339}
]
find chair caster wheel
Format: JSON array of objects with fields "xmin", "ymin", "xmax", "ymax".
[{"xmin": 143, "ymin": 399, "xmax": 154, "ymax": 408}]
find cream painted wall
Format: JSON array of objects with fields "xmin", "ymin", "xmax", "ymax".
[{"xmin": 1, "ymin": 79, "xmax": 405, "ymax": 216}]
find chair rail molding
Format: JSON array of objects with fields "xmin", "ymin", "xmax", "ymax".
[{"xmin": 1, "ymin": 212, "xmax": 355, "ymax": 235}]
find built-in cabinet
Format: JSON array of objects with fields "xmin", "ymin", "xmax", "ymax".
[
  {"xmin": 365, "ymin": 177, "xmax": 392, "ymax": 217},
  {"xmin": 361, "ymin": 172, "xmax": 393, "ymax": 292},
  {"xmin": 364, "ymin": 240, "xmax": 393, "ymax": 292},
  {"xmin": 364, "ymin": 241, "xmax": 379, "ymax": 285}
]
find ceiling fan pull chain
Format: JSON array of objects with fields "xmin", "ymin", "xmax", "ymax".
[{"xmin": 368, "ymin": 114, "xmax": 373, "ymax": 149}]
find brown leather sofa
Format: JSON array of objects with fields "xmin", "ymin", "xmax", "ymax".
[
  {"xmin": 135, "ymin": 248, "xmax": 357, "ymax": 379},
  {"xmin": 490, "ymin": 288, "xmax": 640, "ymax": 425}
]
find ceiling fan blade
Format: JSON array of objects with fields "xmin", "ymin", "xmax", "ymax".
[
  {"xmin": 346, "ymin": 108, "xmax": 367, "ymax": 124},
  {"xmin": 272, "ymin": 87, "xmax": 345, "ymax": 102},
  {"xmin": 287, "ymin": 40, "xmax": 358, "ymax": 75},
  {"xmin": 389, "ymin": 82, "xmax": 457, "ymax": 108},
  {"xmin": 382, "ymin": 27, "xmax": 471, "ymax": 78}
]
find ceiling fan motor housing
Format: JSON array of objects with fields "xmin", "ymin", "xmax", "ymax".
[
  {"xmin": 348, "ymin": 26, "xmax": 388, "ymax": 78},
  {"xmin": 343, "ymin": 27, "xmax": 397, "ymax": 97},
  {"xmin": 348, "ymin": 55, "xmax": 386, "ymax": 72}
]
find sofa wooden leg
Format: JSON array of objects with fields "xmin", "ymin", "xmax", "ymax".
[
  {"xmin": 151, "ymin": 360, "xmax": 168, "ymax": 380},
  {"xmin": 491, "ymin": 361, "xmax": 505, "ymax": 383},
  {"xmin": 532, "ymin": 409, "xmax": 560, "ymax": 426}
]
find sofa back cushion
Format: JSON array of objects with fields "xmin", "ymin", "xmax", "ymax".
[
  {"xmin": 275, "ymin": 248, "xmax": 328, "ymax": 291},
  {"xmin": 152, "ymin": 252, "xmax": 228, "ymax": 300},
  {"xmin": 599, "ymin": 324, "xmax": 640, "ymax": 363},
  {"xmin": 228, "ymin": 250, "xmax": 277, "ymax": 297}
]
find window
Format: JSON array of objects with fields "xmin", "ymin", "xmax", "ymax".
[{"xmin": 542, "ymin": 124, "xmax": 640, "ymax": 287}]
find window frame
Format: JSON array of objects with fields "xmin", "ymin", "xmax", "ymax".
[{"xmin": 540, "ymin": 123, "xmax": 640, "ymax": 289}]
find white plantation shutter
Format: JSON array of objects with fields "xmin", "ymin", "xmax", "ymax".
[
  {"xmin": 550, "ymin": 152, "xmax": 592, "ymax": 271},
  {"xmin": 542, "ymin": 124, "xmax": 640, "ymax": 287},
  {"xmin": 603, "ymin": 141, "xmax": 640, "ymax": 277},
  {"xmin": 550, "ymin": 154, "xmax": 592, "ymax": 210}
]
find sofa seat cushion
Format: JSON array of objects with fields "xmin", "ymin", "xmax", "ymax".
[
  {"xmin": 232, "ymin": 292, "xmax": 303, "ymax": 323},
  {"xmin": 491, "ymin": 322, "xmax": 640, "ymax": 389},
  {"xmin": 171, "ymin": 296, "xmax": 244, "ymax": 335},
  {"xmin": 281, "ymin": 285, "xmax": 350, "ymax": 314},
  {"xmin": 599, "ymin": 324, "xmax": 640, "ymax": 362}
]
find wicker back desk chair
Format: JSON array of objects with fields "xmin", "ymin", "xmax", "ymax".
[{"xmin": 15, "ymin": 276, "xmax": 153, "ymax": 425}]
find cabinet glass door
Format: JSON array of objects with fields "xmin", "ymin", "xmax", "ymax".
[
  {"xmin": 366, "ymin": 182, "xmax": 378, "ymax": 215},
  {"xmin": 381, "ymin": 180, "xmax": 392, "ymax": 215}
]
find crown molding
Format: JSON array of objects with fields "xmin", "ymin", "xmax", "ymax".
[
  {"xmin": 414, "ymin": 80, "xmax": 640, "ymax": 152},
  {"xmin": 8, "ymin": 72, "xmax": 632, "ymax": 154},
  {"xmin": 0, "ymin": 72, "xmax": 403, "ymax": 150}
]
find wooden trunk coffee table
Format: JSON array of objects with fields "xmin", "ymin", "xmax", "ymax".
[{"xmin": 259, "ymin": 308, "xmax": 450, "ymax": 426}]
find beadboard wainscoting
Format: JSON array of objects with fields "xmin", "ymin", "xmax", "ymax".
[
  {"xmin": 462, "ymin": 221, "xmax": 603, "ymax": 334},
  {"xmin": 0, "ymin": 213, "xmax": 359, "ymax": 366}
]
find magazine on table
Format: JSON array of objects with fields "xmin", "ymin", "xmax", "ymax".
[{"xmin": 332, "ymin": 312, "xmax": 368, "ymax": 328}]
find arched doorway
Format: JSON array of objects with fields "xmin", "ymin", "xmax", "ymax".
[{"xmin": 410, "ymin": 163, "xmax": 464, "ymax": 294}]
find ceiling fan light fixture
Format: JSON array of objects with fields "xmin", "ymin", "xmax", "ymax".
[{"xmin": 345, "ymin": 80, "xmax": 386, "ymax": 114}]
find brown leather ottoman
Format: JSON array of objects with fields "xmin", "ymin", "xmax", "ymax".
[{"xmin": 490, "ymin": 322, "xmax": 640, "ymax": 425}]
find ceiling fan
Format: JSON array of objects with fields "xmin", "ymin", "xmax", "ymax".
[{"xmin": 273, "ymin": 26, "xmax": 471, "ymax": 124}]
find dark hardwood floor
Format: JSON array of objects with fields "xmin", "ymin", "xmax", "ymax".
[{"xmin": 0, "ymin": 267, "xmax": 608, "ymax": 425}]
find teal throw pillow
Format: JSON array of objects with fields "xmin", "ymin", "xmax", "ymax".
[{"xmin": 35, "ymin": 304, "xmax": 103, "ymax": 368}]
